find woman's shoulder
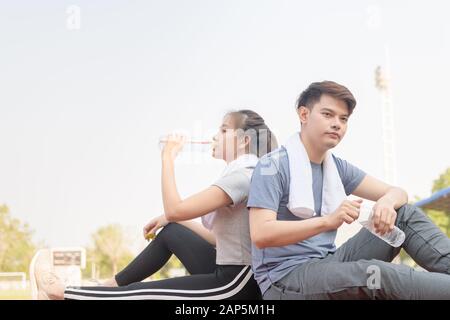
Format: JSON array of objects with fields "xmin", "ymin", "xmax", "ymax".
[{"xmin": 224, "ymin": 167, "xmax": 254, "ymax": 181}]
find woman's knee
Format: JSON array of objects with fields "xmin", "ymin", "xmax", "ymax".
[{"xmin": 156, "ymin": 222, "xmax": 187, "ymax": 241}]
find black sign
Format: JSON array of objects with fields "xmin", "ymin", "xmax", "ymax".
[{"xmin": 52, "ymin": 251, "xmax": 82, "ymax": 266}]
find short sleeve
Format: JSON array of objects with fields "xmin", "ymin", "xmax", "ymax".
[
  {"xmin": 333, "ymin": 155, "xmax": 367, "ymax": 195},
  {"xmin": 247, "ymin": 156, "xmax": 284, "ymax": 212},
  {"xmin": 212, "ymin": 169, "xmax": 251, "ymax": 206}
]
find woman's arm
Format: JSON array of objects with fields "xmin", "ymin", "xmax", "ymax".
[{"xmin": 160, "ymin": 134, "xmax": 232, "ymax": 223}]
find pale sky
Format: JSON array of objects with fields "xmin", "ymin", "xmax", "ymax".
[{"xmin": 1, "ymin": 0, "xmax": 449, "ymax": 250}]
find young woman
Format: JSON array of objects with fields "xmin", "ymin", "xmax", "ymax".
[{"xmin": 33, "ymin": 109, "xmax": 277, "ymax": 300}]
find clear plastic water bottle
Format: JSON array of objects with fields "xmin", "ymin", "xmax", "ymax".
[
  {"xmin": 358, "ymin": 204, "xmax": 405, "ymax": 247},
  {"xmin": 158, "ymin": 135, "xmax": 213, "ymax": 153}
]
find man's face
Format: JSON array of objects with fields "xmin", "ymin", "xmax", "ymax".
[{"xmin": 299, "ymin": 94, "xmax": 350, "ymax": 150}]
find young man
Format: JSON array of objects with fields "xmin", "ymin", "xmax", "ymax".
[{"xmin": 247, "ymin": 81, "xmax": 450, "ymax": 299}]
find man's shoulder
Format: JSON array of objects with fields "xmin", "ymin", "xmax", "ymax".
[
  {"xmin": 255, "ymin": 147, "xmax": 289, "ymax": 178},
  {"xmin": 330, "ymin": 153, "xmax": 367, "ymax": 187},
  {"xmin": 260, "ymin": 146, "xmax": 288, "ymax": 164},
  {"xmin": 330, "ymin": 153, "xmax": 355, "ymax": 171}
]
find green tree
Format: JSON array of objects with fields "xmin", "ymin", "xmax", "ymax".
[
  {"xmin": 409, "ymin": 167, "xmax": 450, "ymax": 236},
  {"xmin": 426, "ymin": 167, "xmax": 450, "ymax": 236},
  {"xmin": 0, "ymin": 204, "xmax": 36, "ymax": 273},
  {"xmin": 82, "ymin": 224, "xmax": 134, "ymax": 279},
  {"xmin": 432, "ymin": 167, "xmax": 450, "ymax": 193}
]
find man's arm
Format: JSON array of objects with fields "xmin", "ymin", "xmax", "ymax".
[
  {"xmin": 250, "ymin": 208, "xmax": 329, "ymax": 249},
  {"xmin": 250, "ymin": 199, "xmax": 362, "ymax": 249},
  {"xmin": 352, "ymin": 175, "xmax": 408, "ymax": 235},
  {"xmin": 352, "ymin": 175, "xmax": 408, "ymax": 209}
]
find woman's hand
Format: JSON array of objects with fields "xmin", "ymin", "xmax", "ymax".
[
  {"xmin": 161, "ymin": 133, "xmax": 187, "ymax": 160},
  {"xmin": 143, "ymin": 214, "xmax": 169, "ymax": 240}
]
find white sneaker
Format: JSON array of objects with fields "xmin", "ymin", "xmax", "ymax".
[
  {"xmin": 36, "ymin": 269, "xmax": 64, "ymax": 300},
  {"xmin": 30, "ymin": 249, "xmax": 51, "ymax": 300},
  {"xmin": 30, "ymin": 249, "xmax": 64, "ymax": 300}
]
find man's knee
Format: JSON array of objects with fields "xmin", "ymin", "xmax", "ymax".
[{"xmin": 396, "ymin": 203, "xmax": 424, "ymax": 223}]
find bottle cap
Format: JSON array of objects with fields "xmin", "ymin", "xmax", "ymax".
[{"xmin": 145, "ymin": 232, "xmax": 155, "ymax": 241}]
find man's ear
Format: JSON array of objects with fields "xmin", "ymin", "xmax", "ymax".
[{"xmin": 297, "ymin": 106, "xmax": 309, "ymax": 125}]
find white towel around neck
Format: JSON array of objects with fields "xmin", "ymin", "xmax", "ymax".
[
  {"xmin": 284, "ymin": 132, "xmax": 346, "ymax": 219},
  {"xmin": 201, "ymin": 153, "xmax": 259, "ymax": 230}
]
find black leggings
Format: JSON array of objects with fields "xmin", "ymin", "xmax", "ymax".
[{"xmin": 64, "ymin": 223, "xmax": 261, "ymax": 300}]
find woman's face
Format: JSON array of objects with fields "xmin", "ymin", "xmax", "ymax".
[{"xmin": 212, "ymin": 114, "xmax": 246, "ymax": 162}]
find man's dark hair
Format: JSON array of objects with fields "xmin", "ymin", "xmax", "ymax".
[{"xmin": 296, "ymin": 81, "xmax": 357, "ymax": 115}]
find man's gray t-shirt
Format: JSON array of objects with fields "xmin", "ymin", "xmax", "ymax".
[
  {"xmin": 212, "ymin": 167, "xmax": 254, "ymax": 265},
  {"xmin": 247, "ymin": 147, "xmax": 366, "ymax": 295}
]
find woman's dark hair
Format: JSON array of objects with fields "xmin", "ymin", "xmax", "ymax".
[{"xmin": 226, "ymin": 109, "xmax": 278, "ymax": 157}]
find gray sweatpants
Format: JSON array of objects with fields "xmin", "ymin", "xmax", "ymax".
[{"xmin": 263, "ymin": 204, "xmax": 450, "ymax": 299}]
